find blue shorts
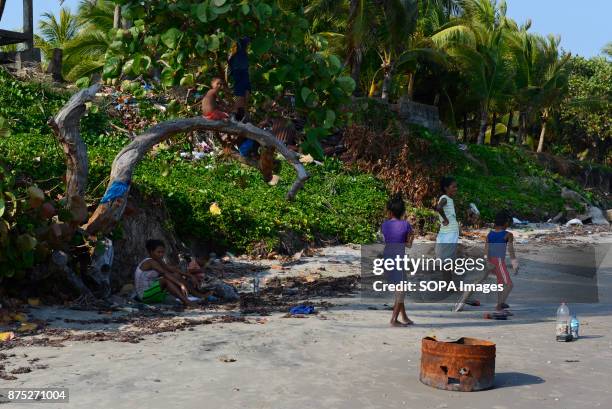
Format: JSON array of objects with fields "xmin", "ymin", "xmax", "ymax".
[
  {"xmin": 231, "ymin": 69, "xmax": 251, "ymax": 97},
  {"xmin": 239, "ymin": 139, "xmax": 259, "ymax": 157}
]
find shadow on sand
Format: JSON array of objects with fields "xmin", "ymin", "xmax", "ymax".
[{"xmin": 494, "ymin": 372, "xmax": 545, "ymax": 388}]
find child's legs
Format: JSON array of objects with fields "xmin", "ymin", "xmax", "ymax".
[
  {"xmin": 491, "ymin": 257, "xmax": 513, "ymax": 307},
  {"xmin": 159, "ymin": 277, "xmax": 190, "ymax": 305},
  {"xmin": 390, "ymin": 291, "xmax": 404, "ymax": 321},
  {"xmin": 436, "ymin": 231, "xmax": 459, "ymax": 282}
]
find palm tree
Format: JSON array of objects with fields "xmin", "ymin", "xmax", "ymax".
[
  {"xmin": 528, "ymin": 35, "xmax": 570, "ymax": 152},
  {"xmin": 602, "ymin": 42, "xmax": 612, "ymax": 59},
  {"xmin": 62, "ymin": 0, "xmax": 114, "ymax": 81},
  {"xmin": 34, "ymin": 7, "xmax": 81, "ymax": 61},
  {"xmin": 432, "ymin": 0, "xmax": 514, "ymax": 144},
  {"xmin": 302, "ymin": 0, "xmax": 376, "ymax": 95}
]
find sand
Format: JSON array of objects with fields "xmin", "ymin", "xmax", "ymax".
[{"xmin": 1, "ymin": 226, "xmax": 611, "ymax": 409}]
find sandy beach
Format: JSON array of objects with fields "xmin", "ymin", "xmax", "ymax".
[{"xmin": 2, "ymin": 226, "xmax": 611, "ymax": 409}]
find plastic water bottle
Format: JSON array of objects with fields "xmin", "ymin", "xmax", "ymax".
[
  {"xmin": 556, "ymin": 302, "xmax": 572, "ymax": 342},
  {"xmin": 253, "ymin": 274, "xmax": 260, "ymax": 295},
  {"xmin": 570, "ymin": 315, "xmax": 580, "ymax": 340}
]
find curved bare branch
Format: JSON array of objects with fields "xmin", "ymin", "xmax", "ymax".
[{"xmin": 83, "ymin": 117, "xmax": 309, "ymax": 235}]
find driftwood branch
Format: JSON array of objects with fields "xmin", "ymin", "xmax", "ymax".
[
  {"xmin": 83, "ymin": 117, "xmax": 309, "ymax": 235},
  {"xmin": 48, "ymin": 83, "xmax": 100, "ymax": 200}
]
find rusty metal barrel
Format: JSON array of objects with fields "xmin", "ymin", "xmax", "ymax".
[{"xmin": 420, "ymin": 337, "xmax": 496, "ymax": 391}]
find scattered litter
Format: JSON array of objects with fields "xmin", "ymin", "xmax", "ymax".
[
  {"xmin": 469, "ymin": 203, "xmax": 480, "ymax": 216},
  {"xmin": 268, "ymin": 174, "xmax": 280, "ymax": 186},
  {"xmin": 512, "ymin": 217, "xmax": 529, "ymax": 226},
  {"xmin": 299, "ymin": 154, "xmax": 314, "ymax": 164},
  {"xmin": 566, "ymin": 218, "xmax": 583, "ymax": 226},
  {"xmin": 209, "ymin": 202, "xmax": 221, "ymax": 216},
  {"xmin": 27, "ymin": 298, "xmax": 40, "ymax": 307},
  {"xmin": 289, "ymin": 305, "xmax": 315, "ymax": 315},
  {"xmin": 0, "ymin": 332, "xmax": 15, "ymax": 342}
]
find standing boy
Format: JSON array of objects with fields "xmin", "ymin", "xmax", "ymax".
[{"xmin": 453, "ymin": 211, "xmax": 519, "ymax": 313}]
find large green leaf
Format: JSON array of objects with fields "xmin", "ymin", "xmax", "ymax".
[
  {"xmin": 102, "ymin": 57, "xmax": 121, "ymax": 79},
  {"xmin": 161, "ymin": 28, "xmax": 182, "ymax": 49},
  {"xmin": 328, "ymin": 55, "xmax": 342, "ymax": 75},
  {"xmin": 323, "ymin": 109, "xmax": 336, "ymax": 129},
  {"xmin": 161, "ymin": 67, "xmax": 177, "ymax": 87},
  {"xmin": 301, "ymin": 87, "xmax": 312, "ymax": 103},
  {"xmin": 0, "ymin": 198, "xmax": 5, "ymax": 218},
  {"xmin": 180, "ymin": 73, "xmax": 195, "ymax": 87},
  {"xmin": 196, "ymin": 3, "xmax": 208, "ymax": 22},
  {"xmin": 208, "ymin": 34, "xmax": 220, "ymax": 52},
  {"xmin": 336, "ymin": 76, "xmax": 356, "ymax": 95}
]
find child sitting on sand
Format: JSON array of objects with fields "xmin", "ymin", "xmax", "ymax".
[
  {"xmin": 134, "ymin": 240, "xmax": 202, "ymax": 307},
  {"xmin": 202, "ymin": 78, "xmax": 229, "ymax": 121},
  {"xmin": 382, "ymin": 193, "xmax": 415, "ymax": 326}
]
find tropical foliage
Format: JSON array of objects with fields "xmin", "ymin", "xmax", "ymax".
[{"xmin": 28, "ymin": 0, "xmax": 608, "ymax": 163}]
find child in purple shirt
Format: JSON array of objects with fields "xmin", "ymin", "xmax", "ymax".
[{"xmin": 381, "ymin": 194, "xmax": 414, "ymax": 326}]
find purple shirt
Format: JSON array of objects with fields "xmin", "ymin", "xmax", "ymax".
[{"xmin": 382, "ymin": 219, "xmax": 412, "ymax": 244}]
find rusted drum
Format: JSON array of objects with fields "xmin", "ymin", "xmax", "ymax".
[{"xmin": 420, "ymin": 337, "xmax": 496, "ymax": 392}]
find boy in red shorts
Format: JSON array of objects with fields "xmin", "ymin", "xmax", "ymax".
[
  {"xmin": 454, "ymin": 211, "xmax": 519, "ymax": 313},
  {"xmin": 202, "ymin": 77, "xmax": 229, "ymax": 121}
]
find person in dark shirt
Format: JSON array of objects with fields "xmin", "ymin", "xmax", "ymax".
[{"xmin": 228, "ymin": 36, "xmax": 252, "ymax": 122}]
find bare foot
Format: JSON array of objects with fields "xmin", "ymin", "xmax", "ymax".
[
  {"xmin": 390, "ymin": 320, "xmax": 408, "ymax": 327},
  {"xmin": 400, "ymin": 318, "xmax": 414, "ymax": 325}
]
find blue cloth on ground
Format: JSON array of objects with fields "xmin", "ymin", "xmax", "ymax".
[
  {"xmin": 290, "ymin": 305, "xmax": 315, "ymax": 315},
  {"xmin": 100, "ymin": 181, "xmax": 130, "ymax": 204}
]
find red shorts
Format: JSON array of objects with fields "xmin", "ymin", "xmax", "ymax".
[
  {"xmin": 204, "ymin": 110, "xmax": 229, "ymax": 120},
  {"xmin": 489, "ymin": 257, "xmax": 512, "ymax": 286}
]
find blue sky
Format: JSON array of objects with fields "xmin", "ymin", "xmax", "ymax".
[{"xmin": 1, "ymin": 0, "xmax": 610, "ymax": 57}]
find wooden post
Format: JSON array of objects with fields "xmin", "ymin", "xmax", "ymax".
[{"xmin": 22, "ymin": 0, "xmax": 33, "ymax": 51}]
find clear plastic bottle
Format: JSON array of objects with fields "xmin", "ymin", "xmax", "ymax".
[
  {"xmin": 570, "ymin": 315, "xmax": 580, "ymax": 340},
  {"xmin": 556, "ymin": 302, "xmax": 572, "ymax": 342},
  {"xmin": 253, "ymin": 274, "xmax": 260, "ymax": 295}
]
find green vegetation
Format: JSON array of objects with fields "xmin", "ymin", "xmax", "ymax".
[{"xmin": 0, "ymin": 71, "xmax": 385, "ymax": 261}]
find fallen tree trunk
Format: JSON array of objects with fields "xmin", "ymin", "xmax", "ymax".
[{"xmin": 48, "ymin": 83, "xmax": 100, "ymax": 201}]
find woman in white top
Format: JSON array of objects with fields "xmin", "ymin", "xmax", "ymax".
[{"xmin": 435, "ymin": 176, "xmax": 459, "ymax": 282}]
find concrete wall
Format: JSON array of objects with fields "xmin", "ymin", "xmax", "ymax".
[{"xmin": 397, "ymin": 97, "xmax": 455, "ymax": 142}]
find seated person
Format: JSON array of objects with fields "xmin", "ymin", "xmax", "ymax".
[
  {"xmin": 201, "ymin": 77, "xmax": 229, "ymax": 121},
  {"xmin": 134, "ymin": 240, "xmax": 204, "ymax": 307}
]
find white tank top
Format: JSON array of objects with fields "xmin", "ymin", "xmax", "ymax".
[
  {"xmin": 438, "ymin": 195, "xmax": 459, "ymax": 233},
  {"xmin": 134, "ymin": 258, "xmax": 159, "ymax": 298}
]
